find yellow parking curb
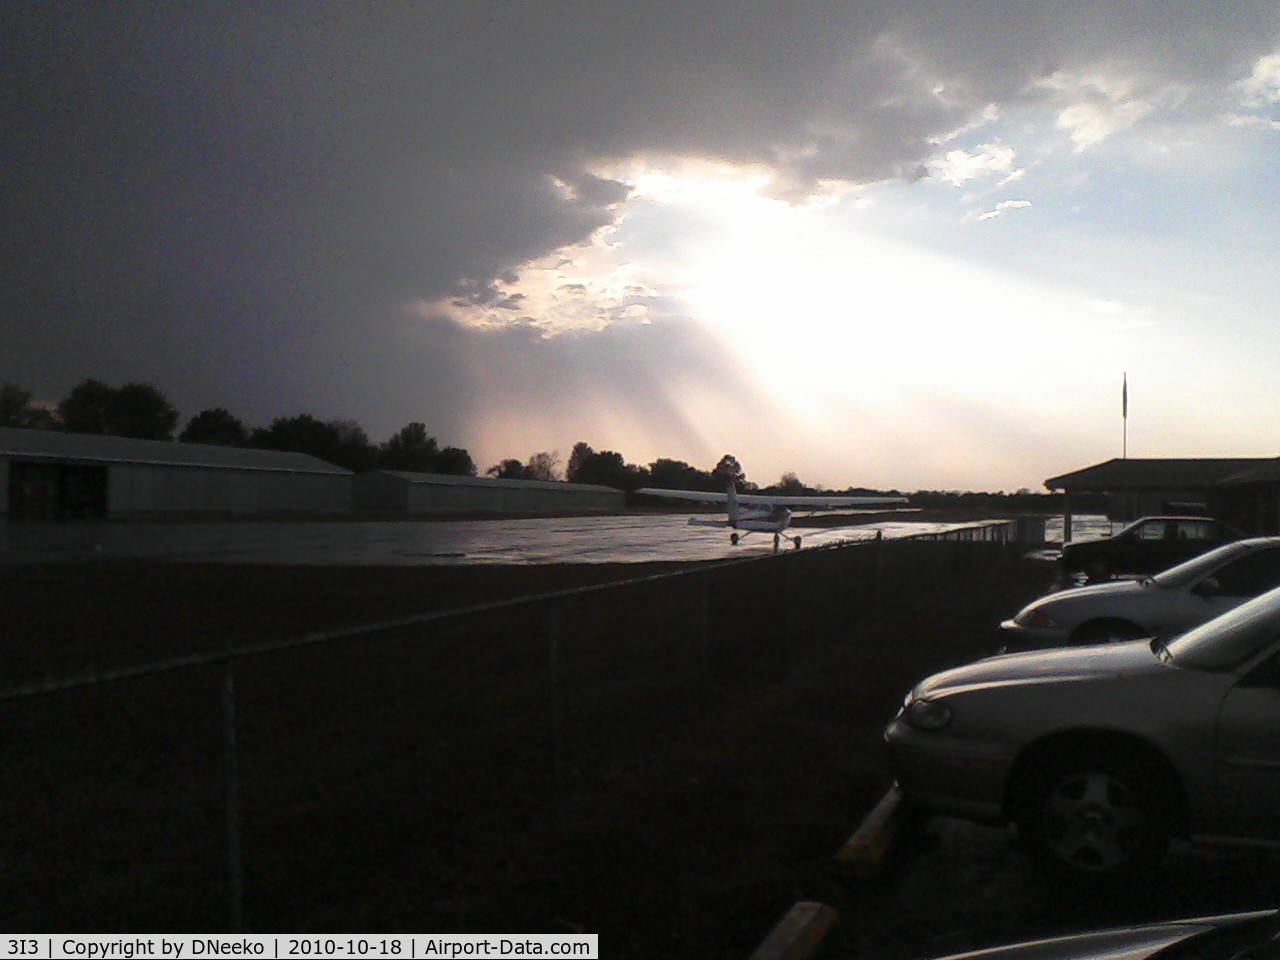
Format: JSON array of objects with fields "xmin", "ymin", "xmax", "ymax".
[
  {"xmin": 833, "ymin": 786, "xmax": 905, "ymax": 879},
  {"xmin": 748, "ymin": 901, "xmax": 839, "ymax": 960}
]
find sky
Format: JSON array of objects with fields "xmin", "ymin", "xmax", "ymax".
[{"xmin": 4, "ymin": 2, "xmax": 1280, "ymax": 493}]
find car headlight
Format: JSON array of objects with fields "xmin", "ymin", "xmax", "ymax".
[
  {"xmin": 1014, "ymin": 607, "xmax": 1058, "ymax": 630},
  {"xmin": 903, "ymin": 697, "xmax": 953, "ymax": 731}
]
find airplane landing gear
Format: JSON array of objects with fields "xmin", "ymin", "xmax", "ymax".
[
  {"xmin": 773, "ymin": 533, "xmax": 781, "ymax": 551},
  {"xmin": 793, "ymin": 536, "xmax": 802, "ymax": 549},
  {"xmin": 730, "ymin": 533, "xmax": 740, "ymax": 545}
]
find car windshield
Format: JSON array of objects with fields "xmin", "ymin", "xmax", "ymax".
[
  {"xmin": 1150, "ymin": 542, "xmax": 1250, "ymax": 588},
  {"xmin": 1165, "ymin": 584, "xmax": 1280, "ymax": 670}
]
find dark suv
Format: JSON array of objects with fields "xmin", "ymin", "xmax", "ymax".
[{"xmin": 1061, "ymin": 516, "xmax": 1243, "ymax": 581}]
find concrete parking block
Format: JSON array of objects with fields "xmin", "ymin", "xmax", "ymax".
[
  {"xmin": 748, "ymin": 901, "xmax": 838, "ymax": 960},
  {"xmin": 834, "ymin": 786, "xmax": 905, "ymax": 879}
]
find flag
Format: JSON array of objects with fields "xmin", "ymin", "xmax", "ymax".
[{"xmin": 1122, "ymin": 373, "xmax": 1128, "ymax": 420}]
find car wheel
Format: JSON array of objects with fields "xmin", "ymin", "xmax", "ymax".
[
  {"xmin": 1016, "ymin": 748, "xmax": 1170, "ymax": 884},
  {"xmin": 1070, "ymin": 620, "xmax": 1146, "ymax": 646}
]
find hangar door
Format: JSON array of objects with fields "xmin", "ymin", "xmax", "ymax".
[{"xmin": 7, "ymin": 462, "xmax": 107, "ymax": 520}]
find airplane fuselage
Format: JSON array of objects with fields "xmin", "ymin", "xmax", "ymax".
[
  {"xmin": 639, "ymin": 484, "xmax": 905, "ymax": 551},
  {"xmin": 734, "ymin": 505, "xmax": 792, "ymax": 533}
]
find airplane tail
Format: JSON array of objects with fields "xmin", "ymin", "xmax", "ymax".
[{"xmin": 726, "ymin": 484, "xmax": 739, "ymax": 527}]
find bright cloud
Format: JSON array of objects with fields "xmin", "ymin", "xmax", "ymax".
[
  {"xmin": 1039, "ymin": 70, "xmax": 1158, "ymax": 149},
  {"xmin": 1239, "ymin": 51, "xmax": 1280, "ymax": 106},
  {"xmin": 930, "ymin": 143, "xmax": 1018, "ymax": 186},
  {"xmin": 975, "ymin": 199, "xmax": 1032, "ymax": 221}
]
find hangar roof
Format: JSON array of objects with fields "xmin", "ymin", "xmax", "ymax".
[
  {"xmin": 1045, "ymin": 457, "xmax": 1272, "ymax": 492},
  {"xmin": 374, "ymin": 470, "xmax": 620, "ymax": 494},
  {"xmin": 0, "ymin": 427, "xmax": 351, "ymax": 475}
]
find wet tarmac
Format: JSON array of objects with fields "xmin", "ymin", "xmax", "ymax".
[{"xmin": 0, "ymin": 513, "xmax": 1018, "ymax": 566}]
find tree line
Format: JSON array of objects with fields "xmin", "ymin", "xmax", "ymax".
[
  {"xmin": 0, "ymin": 378, "xmax": 1069, "ymax": 504},
  {"xmin": 0, "ymin": 379, "xmax": 767, "ymax": 490},
  {"xmin": 1, "ymin": 380, "xmax": 474, "ymax": 476}
]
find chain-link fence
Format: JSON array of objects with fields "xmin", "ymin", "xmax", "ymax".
[{"xmin": 2, "ymin": 520, "xmax": 1032, "ymax": 932}]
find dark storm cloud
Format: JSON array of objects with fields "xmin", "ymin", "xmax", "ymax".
[{"xmin": 3, "ymin": 1, "xmax": 1277, "ymax": 453}]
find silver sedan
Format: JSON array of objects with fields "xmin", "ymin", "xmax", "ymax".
[
  {"xmin": 1000, "ymin": 537, "xmax": 1280, "ymax": 651},
  {"xmin": 886, "ymin": 583, "xmax": 1280, "ymax": 882}
]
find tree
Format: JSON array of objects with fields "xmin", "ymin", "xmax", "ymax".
[
  {"xmin": 570, "ymin": 448, "xmax": 649, "ymax": 491},
  {"xmin": 777, "ymin": 472, "xmax": 806, "ymax": 496},
  {"xmin": 379, "ymin": 422, "xmax": 439, "ymax": 472},
  {"xmin": 251, "ymin": 414, "xmax": 340, "ymax": 461},
  {"xmin": 435, "ymin": 446, "xmax": 476, "ymax": 476},
  {"xmin": 648, "ymin": 458, "xmax": 710, "ymax": 491},
  {"xmin": 487, "ymin": 459, "xmax": 530, "ymax": 480},
  {"xmin": 249, "ymin": 414, "xmax": 378, "ymax": 471},
  {"xmin": 107, "ymin": 382, "xmax": 180, "ymax": 440},
  {"xmin": 1, "ymin": 383, "xmax": 32, "ymax": 427},
  {"xmin": 57, "ymin": 379, "xmax": 178, "ymax": 439},
  {"xmin": 57, "ymin": 379, "xmax": 115, "ymax": 434},
  {"xmin": 0, "ymin": 383, "xmax": 55, "ymax": 429},
  {"xmin": 711, "ymin": 453, "xmax": 746, "ymax": 491},
  {"xmin": 180, "ymin": 408, "xmax": 247, "ymax": 446},
  {"xmin": 328, "ymin": 420, "xmax": 377, "ymax": 472},
  {"xmin": 566, "ymin": 441, "xmax": 594, "ymax": 483},
  {"xmin": 525, "ymin": 450, "xmax": 561, "ymax": 482}
]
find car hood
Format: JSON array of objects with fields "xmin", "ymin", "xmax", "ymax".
[
  {"xmin": 1022, "ymin": 578, "xmax": 1154, "ymax": 614},
  {"xmin": 914, "ymin": 639, "xmax": 1162, "ymax": 699},
  {"xmin": 931, "ymin": 911, "xmax": 1278, "ymax": 960},
  {"xmin": 1048, "ymin": 579, "xmax": 1149, "ymax": 603}
]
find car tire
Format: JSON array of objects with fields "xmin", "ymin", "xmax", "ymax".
[{"xmin": 1015, "ymin": 747, "xmax": 1170, "ymax": 884}]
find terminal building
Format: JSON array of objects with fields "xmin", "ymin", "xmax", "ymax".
[
  {"xmin": 1, "ymin": 427, "xmax": 352, "ymax": 519},
  {"xmin": 1046, "ymin": 456, "xmax": 1280, "ymax": 538}
]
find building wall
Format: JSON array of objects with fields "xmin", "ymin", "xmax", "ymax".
[
  {"xmin": 404, "ymin": 481, "xmax": 621, "ymax": 514},
  {"xmin": 353, "ymin": 471, "xmax": 624, "ymax": 515},
  {"xmin": 1105, "ymin": 488, "xmax": 1209, "ymax": 522},
  {"xmin": 107, "ymin": 464, "xmax": 351, "ymax": 515},
  {"xmin": 1212, "ymin": 485, "xmax": 1280, "ymax": 536},
  {"xmin": 352, "ymin": 471, "xmax": 409, "ymax": 512}
]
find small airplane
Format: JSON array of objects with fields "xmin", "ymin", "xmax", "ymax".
[{"xmin": 636, "ymin": 485, "xmax": 906, "ymax": 550}]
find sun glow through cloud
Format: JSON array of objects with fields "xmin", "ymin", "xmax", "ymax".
[{"xmin": 428, "ymin": 158, "xmax": 1172, "ymax": 490}]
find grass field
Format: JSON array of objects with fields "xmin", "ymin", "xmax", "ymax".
[{"xmin": 2, "ymin": 543, "xmax": 1057, "ymax": 956}]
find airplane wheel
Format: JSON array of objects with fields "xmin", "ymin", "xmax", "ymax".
[
  {"xmin": 773, "ymin": 534, "xmax": 780, "ymax": 550},
  {"xmin": 730, "ymin": 533, "xmax": 740, "ymax": 545},
  {"xmin": 793, "ymin": 536, "xmax": 802, "ymax": 549}
]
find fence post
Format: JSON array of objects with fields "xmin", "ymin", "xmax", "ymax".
[
  {"xmin": 874, "ymin": 530, "xmax": 885, "ymax": 615},
  {"xmin": 699, "ymin": 571, "xmax": 711, "ymax": 716},
  {"xmin": 547, "ymin": 599, "xmax": 565, "ymax": 797},
  {"xmin": 783, "ymin": 555, "xmax": 796, "ymax": 676},
  {"xmin": 222, "ymin": 660, "xmax": 244, "ymax": 933}
]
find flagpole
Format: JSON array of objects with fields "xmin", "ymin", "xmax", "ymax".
[{"xmin": 1122, "ymin": 373, "xmax": 1128, "ymax": 459}]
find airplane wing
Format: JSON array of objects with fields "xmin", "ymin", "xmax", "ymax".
[
  {"xmin": 635, "ymin": 488, "xmax": 732, "ymax": 504},
  {"xmin": 735, "ymin": 493, "xmax": 906, "ymax": 509},
  {"xmin": 636, "ymin": 488, "xmax": 905, "ymax": 509}
]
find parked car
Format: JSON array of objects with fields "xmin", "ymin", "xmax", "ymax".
[
  {"xmin": 1061, "ymin": 516, "xmax": 1243, "ymax": 581},
  {"xmin": 1001, "ymin": 537, "xmax": 1280, "ymax": 651},
  {"xmin": 928, "ymin": 911, "xmax": 1278, "ymax": 960},
  {"xmin": 885, "ymin": 584, "xmax": 1280, "ymax": 882}
]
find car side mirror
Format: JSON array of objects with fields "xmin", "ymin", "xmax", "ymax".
[{"xmin": 1193, "ymin": 577, "xmax": 1221, "ymax": 598}]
